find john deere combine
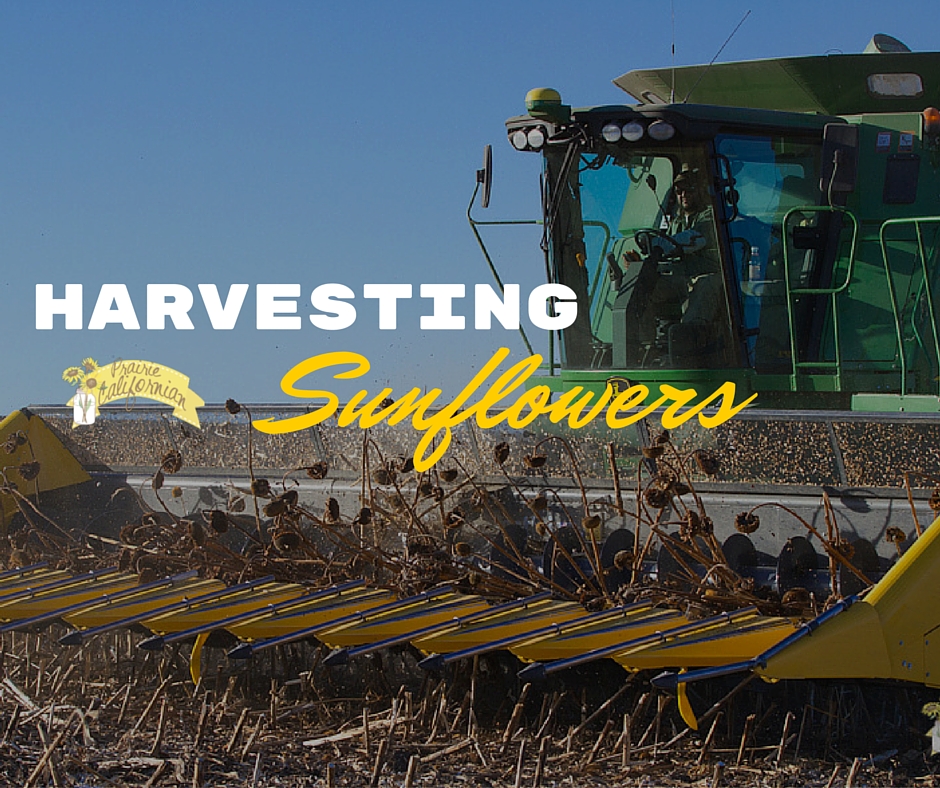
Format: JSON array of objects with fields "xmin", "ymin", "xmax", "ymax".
[
  {"xmin": 482, "ymin": 33, "xmax": 940, "ymax": 412},
  {"xmin": 465, "ymin": 32, "xmax": 940, "ymax": 562}
]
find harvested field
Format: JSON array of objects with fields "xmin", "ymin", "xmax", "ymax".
[
  {"xmin": 0, "ymin": 626, "xmax": 936, "ymax": 787},
  {"xmin": 1, "ymin": 405, "xmax": 940, "ymax": 785}
]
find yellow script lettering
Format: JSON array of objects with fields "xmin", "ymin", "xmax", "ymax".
[{"xmin": 253, "ymin": 349, "xmax": 755, "ymax": 468}]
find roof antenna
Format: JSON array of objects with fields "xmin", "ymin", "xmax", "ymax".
[
  {"xmin": 670, "ymin": 0, "xmax": 676, "ymax": 103},
  {"xmin": 682, "ymin": 9, "xmax": 751, "ymax": 103}
]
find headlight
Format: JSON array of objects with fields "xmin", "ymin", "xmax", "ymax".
[
  {"xmin": 601, "ymin": 123, "xmax": 622, "ymax": 143},
  {"xmin": 622, "ymin": 121, "xmax": 645, "ymax": 142},
  {"xmin": 526, "ymin": 127, "xmax": 546, "ymax": 149},
  {"xmin": 647, "ymin": 121, "xmax": 676, "ymax": 141},
  {"xmin": 510, "ymin": 129, "xmax": 529, "ymax": 150}
]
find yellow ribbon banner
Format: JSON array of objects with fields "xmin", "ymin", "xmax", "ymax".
[{"xmin": 67, "ymin": 359, "xmax": 205, "ymax": 427}]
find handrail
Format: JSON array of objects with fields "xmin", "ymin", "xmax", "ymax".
[
  {"xmin": 584, "ymin": 220, "xmax": 612, "ymax": 306},
  {"xmin": 467, "ymin": 180, "xmax": 541, "ymax": 357},
  {"xmin": 782, "ymin": 206, "xmax": 859, "ymax": 392},
  {"xmin": 879, "ymin": 216, "xmax": 940, "ymax": 396},
  {"xmin": 584, "ymin": 220, "xmax": 617, "ymax": 347}
]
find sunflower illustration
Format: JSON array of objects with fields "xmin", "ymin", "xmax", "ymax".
[
  {"xmin": 82, "ymin": 357, "xmax": 99, "ymax": 373},
  {"xmin": 62, "ymin": 366, "xmax": 85, "ymax": 385}
]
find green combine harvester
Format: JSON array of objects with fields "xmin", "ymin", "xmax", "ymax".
[
  {"xmin": 463, "ymin": 34, "xmax": 940, "ymax": 569},
  {"xmin": 478, "ymin": 34, "xmax": 940, "ymax": 412}
]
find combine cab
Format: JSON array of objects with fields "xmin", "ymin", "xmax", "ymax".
[{"xmin": 478, "ymin": 34, "xmax": 940, "ymax": 413}]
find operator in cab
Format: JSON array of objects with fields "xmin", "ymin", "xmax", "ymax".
[
  {"xmin": 628, "ymin": 165, "xmax": 725, "ymax": 367},
  {"xmin": 666, "ymin": 167, "xmax": 722, "ymax": 329}
]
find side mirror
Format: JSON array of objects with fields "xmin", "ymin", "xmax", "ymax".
[{"xmin": 477, "ymin": 145, "xmax": 493, "ymax": 208}]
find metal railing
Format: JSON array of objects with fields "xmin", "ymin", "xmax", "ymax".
[
  {"xmin": 782, "ymin": 206, "xmax": 859, "ymax": 392},
  {"xmin": 879, "ymin": 216, "xmax": 940, "ymax": 396}
]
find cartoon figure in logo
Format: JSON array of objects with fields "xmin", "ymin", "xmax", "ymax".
[{"xmin": 63, "ymin": 358, "xmax": 106, "ymax": 427}]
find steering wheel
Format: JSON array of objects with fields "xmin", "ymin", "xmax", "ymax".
[{"xmin": 634, "ymin": 228, "xmax": 683, "ymax": 260}]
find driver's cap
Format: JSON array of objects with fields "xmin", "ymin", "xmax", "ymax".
[{"xmin": 673, "ymin": 168, "xmax": 697, "ymax": 190}]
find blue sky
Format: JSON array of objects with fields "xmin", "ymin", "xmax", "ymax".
[{"xmin": 1, "ymin": 2, "xmax": 935, "ymax": 413}]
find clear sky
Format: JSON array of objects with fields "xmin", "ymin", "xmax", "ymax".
[{"xmin": 2, "ymin": 2, "xmax": 936, "ymax": 413}]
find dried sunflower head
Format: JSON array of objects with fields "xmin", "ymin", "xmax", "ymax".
[
  {"xmin": 263, "ymin": 498, "xmax": 287, "ymax": 518},
  {"xmin": 655, "ymin": 430, "xmax": 671, "ymax": 445},
  {"xmin": 161, "ymin": 450, "xmax": 183, "ymax": 474},
  {"xmin": 613, "ymin": 550, "xmax": 634, "ymax": 571},
  {"xmin": 398, "ymin": 456, "xmax": 415, "ymax": 474},
  {"xmin": 834, "ymin": 539, "xmax": 855, "ymax": 560},
  {"xmin": 444, "ymin": 510, "xmax": 464, "ymax": 529},
  {"xmin": 693, "ymin": 449, "xmax": 721, "ymax": 476},
  {"xmin": 439, "ymin": 468, "xmax": 459, "ymax": 483},
  {"xmin": 251, "ymin": 478, "xmax": 271, "ymax": 498},
  {"xmin": 735, "ymin": 576, "xmax": 756, "ymax": 593},
  {"xmin": 734, "ymin": 511, "xmax": 760, "ymax": 534},
  {"xmin": 371, "ymin": 467, "xmax": 395, "ymax": 486},
  {"xmin": 418, "ymin": 481, "xmax": 434, "ymax": 498},
  {"xmin": 642, "ymin": 445, "xmax": 664, "ymax": 459},
  {"xmin": 3, "ymin": 432, "xmax": 26, "ymax": 454},
  {"xmin": 188, "ymin": 519, "xmax": 206, "ymax": 547},
  {"xmin": 354, "ymin": 507, "xmax": 373, "ymax": 526},
  {"xmin": 225, "ymin": 399, "xmax": 242, "ymax": 415},
  {"xmin": 205, "ymin": 510, "xmax": 229, "ymax": 534},
  {"xmin": 273, "ymin": 531, "xmax": 300, "ymax": 552},
  {"xmin": 454, "ymin": 542, "xmax": 472, "ymax": 557},
  {"xmin": 305, "ymin": 462, "xmax": 328, "ymax": 480},
  {"xmin": 152, "ymin": 470, "xmax": 164, "ymax": 491},
  {"xmin": 325, "ymin": 497, "xmax": 340, "ymax": 523},
  {"xmin": 171, "ymin": 486, "xmax": 183, "ymax": 499},
  {"xmin": 931, "ymin": 487, "xmax": 940, "ymax": 513},
  {"xmin": 524, "ymin": 453, "xmax": 547, "ymax": 469},
  {"xmin": 885, "ymin": 526, "xmax": 906, "ymax": 545},
  {"xmin": 493, "ymin": 441, "xmax": 510, "ymax": 465},
  {"xmin": 16, "ymin": 462, "xmax": 40, "ymax": 482},
  {"xmin": 582, "ymin": 515, "xmax": 602, "ymax": 538},
  {"xmin": 681, "ymin": 510, "xmax": 705, "ymax": 540},
  {"xmin": 655, "ymin": 468, "xmax": 679, "ymax": 487},
  {"xmin": 528, "ymin": 494, "xmax": 548, "ymax": 513},
  {"xmin": 643, "ymin": 486, "xmax": 671, "ymax": 509},
  {"xmin": 781, "ymin": 587, "xmax": 811, "ymax": 609}
]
